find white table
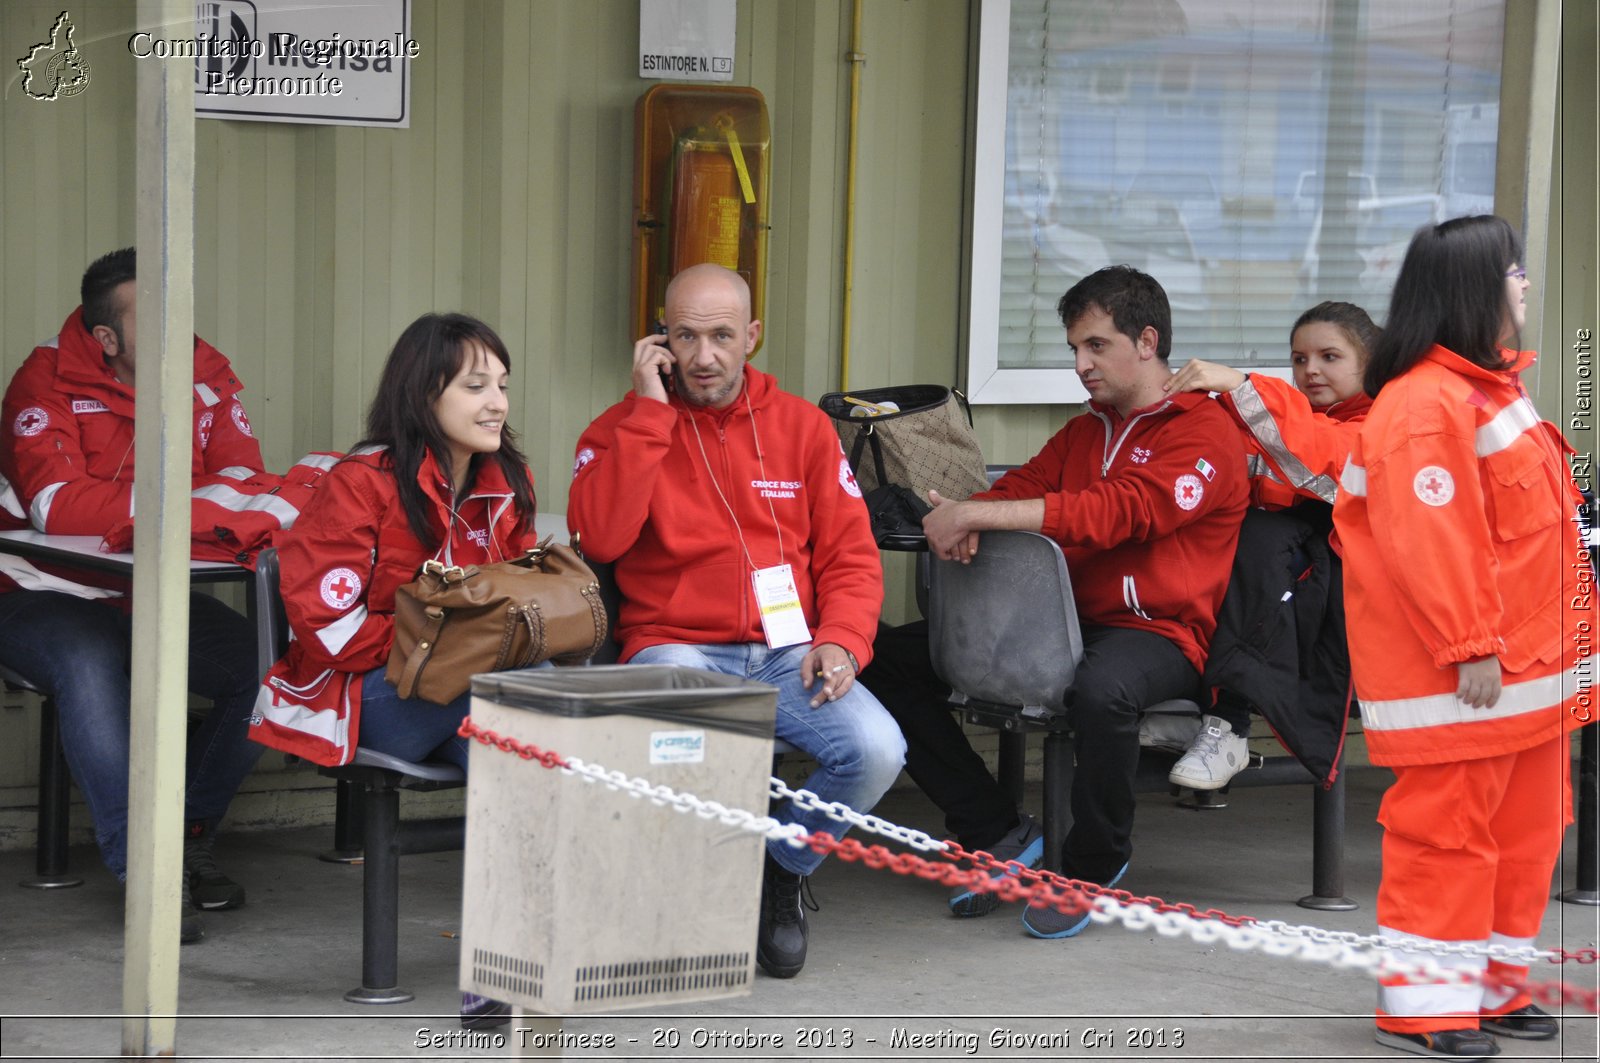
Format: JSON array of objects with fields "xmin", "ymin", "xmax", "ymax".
[{"xmin": 0, "ymin": 528, "xmax": 247, "ymax": 583}]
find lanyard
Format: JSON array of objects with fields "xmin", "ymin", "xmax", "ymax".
[{"xmin": 686, "ymin": 390, "xmax": 787, "ymax": 573}]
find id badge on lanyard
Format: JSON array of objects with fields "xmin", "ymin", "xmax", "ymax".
[{"xmin": 752, "ymin": 564, "xmax": 811, "ymax": 649}]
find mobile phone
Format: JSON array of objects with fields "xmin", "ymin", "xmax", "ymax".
[{"xmin": 654, "ymin": 320, "xmax": 675, "ymax": 392}]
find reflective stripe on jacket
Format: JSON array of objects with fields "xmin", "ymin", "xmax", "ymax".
[{"xmin": 1222, "ymin": 374, "xmax": 1370, "ymax": 509}]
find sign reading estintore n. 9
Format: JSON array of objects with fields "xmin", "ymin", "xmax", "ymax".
[{"xmin": 638, "ymin": 0, "xmax": 735, "ymax": 83}]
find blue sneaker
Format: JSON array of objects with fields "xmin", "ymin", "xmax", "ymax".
[
  {"xmin": 1020, "ymin": 861, "xmax": 1127, "ymax": 939},
  {"xmin": 460, "ymin": 992, "xmax": 510, "ymax": 1029},
  {"xmin": 948, "ymin": 814, "xmax": 1044, "ymax": 917}
]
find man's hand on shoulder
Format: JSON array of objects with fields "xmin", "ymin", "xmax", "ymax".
[
  {"xmin": 632, "ymin": 333, "xmax": 675, "ymax": 405},
  {"xmin": 801, "ymin": 642, "xmax": 859, "ymax": 708},
  {"xmin": 923, "ymin": 489, "xmax": 981, "ymax": 563}
]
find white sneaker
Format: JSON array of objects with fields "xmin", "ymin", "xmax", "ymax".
[{"xmin": 1168, "ymin": 715, "xmax": 1249, "ymax": 790}]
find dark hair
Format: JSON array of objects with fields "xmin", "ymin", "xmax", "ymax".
[
  {"xmin": 1365, "ymin": 215, "xmax": 1523, "ymax": 394},
  {"xmin": 1056, "ymin": 265, "xmax": 1173, "ymax": 360},
  {"xmin": 355, "ymin": 313, "xmax": 537, "ymax": 551},
  {"xmin": 1291, "ymin": 301, "xmax": 1381, "ymax": 360},
  {"xmin": 81, "ymin": 247, "xmax": 137, "ymax": 344}
]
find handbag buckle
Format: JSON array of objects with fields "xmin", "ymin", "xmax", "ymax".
[{"xmin": 420, "ymin": 558, "xmax": 467, "ymax": 581}]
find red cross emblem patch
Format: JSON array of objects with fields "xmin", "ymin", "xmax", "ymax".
[
  {"xmin": 319, "ymin": 567, "xmax": 363, "ymax": 610},
  {"xmin": 229, "ymin": 402, "xmax": 253, "ymax": 439},
  {"xmin": 1413, "ymin": 466, "xmax": 1455, "ymax": 507},
  {"xmin": 839, "ymin": 457, "xmax": 862, "ymax": 499},
  {"xmin": 1173, "ymin": 473, "xmax": 1204, "ymax": 511},
  {"xmin": 13, "ymin": 407, "xmax": 49, "ymax": 437}
]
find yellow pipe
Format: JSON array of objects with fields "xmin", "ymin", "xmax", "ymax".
[{"xmin": 840, "ymin": 0, "xmax": 864, "ymax": 391}]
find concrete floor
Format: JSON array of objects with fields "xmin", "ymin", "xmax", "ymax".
[{"xmin": 2, "ymin": 766, "xmax": 1597, "ymax": 1062}]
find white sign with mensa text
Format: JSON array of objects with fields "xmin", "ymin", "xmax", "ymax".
[
  {"xmin": 170, "ymin": 0, "xmax": 415, "ymax": 126},
  {"xmin": 638, "ymin": 0, "xmax": 735, "ymax": 82}
]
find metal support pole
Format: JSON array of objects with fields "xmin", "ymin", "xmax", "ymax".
[
  {"xmin": 21, "ymin": 699, "xmax": 82, "ymax": 890},
  {"xmin": 1299, "ymin": 757, "xmax": 1357, "ymax": 911},
  {"xmin": 1560, "ymin": 725, "xmax": 1599, "ymax": 905},
  {"xmin": 346, "ymin": 782, "xmax": 413, "ymax": 1004},
  {"xmin": 996, "ymin": 730, "xmax": 1026, "ymax": 808},
  {"xmin": 1040, "ymin": 731, "xmax": 1072, "ymax": 873},
  {"xmin": 320, "ymin": 778, "xmax": 365, "ymax": 863}
]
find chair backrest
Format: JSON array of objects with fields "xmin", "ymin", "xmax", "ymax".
[
  {"xmin": 254, "ymin": 546, "xmax": 291, "ymax": 679},
  {"xmin": 927, "ymin": 530, "xmax": 1083, "ymax": 712}
]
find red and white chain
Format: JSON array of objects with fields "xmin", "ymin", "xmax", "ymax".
[{"xmin": 458, "ymin": 718, "xmax": 1599, "ymax": 1010}]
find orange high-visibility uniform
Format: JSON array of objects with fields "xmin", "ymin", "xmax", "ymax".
[
  {"xmin": 1333, "ymin": 345, "xmax": 1591, "ymax": 1034},
  {"xmin": 1220, "ymin": 373, "xmax": 1370, "ymax": 510}
]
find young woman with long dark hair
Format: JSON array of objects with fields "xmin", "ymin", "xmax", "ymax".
[
  {"xmin": 1333, "ymin": 216, "xmax": 1588, "ymax": 1060},
  {"xmin": 256, "ymin": 312, "xmax": 539, "ymax": 771},
  {"xmin": 254, "ymin": 312, "xmax": 539, "ymax": 1029}
]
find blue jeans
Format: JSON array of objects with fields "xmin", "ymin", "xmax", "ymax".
[
  {"xmin": 0, "ymin": 590, "xmax": 263, "ymax": 878},
  {"xmin": 631, "ymin": 642, "xmax": 906, "ymax": 876},
  {"xmin": 357, "ymin": 667, "xmax": 473, "ymax": 770}
]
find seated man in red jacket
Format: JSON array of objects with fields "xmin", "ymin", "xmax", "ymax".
[
  {"xmin": 914, "ymin": 265, "xmax": 1248, "ymax": 937},
  {"xmin": 569, "ymin": 263, "xmax": 905, "ymax": 980},
  {"xmin": 0, "ymin": 248, "xmax": 265, "ymax": 945}
]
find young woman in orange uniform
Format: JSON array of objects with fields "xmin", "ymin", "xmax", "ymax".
[{"xmin": 1334, "ymin": 216, "xmax": 1591, "ymax": 1060}]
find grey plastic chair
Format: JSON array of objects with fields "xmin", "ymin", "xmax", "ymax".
[
  {"xmin": 927, "ymin": 529, "xmax": 1353, "ymax": 908},
  {"xmin": 927, "ymin": 530, "xmax": 1083, "ymax": 870}
]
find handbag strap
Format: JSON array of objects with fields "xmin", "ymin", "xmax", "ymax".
[
  {"xmin": 847, "ymin": 425, "xmax": 890, "ymax": 487},
  {"xmin": 952, "ymin": 387, "xmax": 975, "ymax": 427},
  {"xmin": 396, "ymin": 605, "xmax": 448, "ymax": 698}
]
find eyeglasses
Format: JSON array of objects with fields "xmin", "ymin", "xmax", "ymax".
[{"xmin": 1505, "ymin": 267, "xmax": 1528, "ymax": 281}]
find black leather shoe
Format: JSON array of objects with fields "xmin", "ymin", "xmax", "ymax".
[
  {"xmin": 756, "ymin": 854, "xmax": 807, "ymax": 978},
  {"xmin": 1480, "ymin": 1003, "xmax": 1559, "ymax": 1041},
  {"xmin": 1375, "ymin": 1027, "xmax": 1500, "ymax": 1060}
]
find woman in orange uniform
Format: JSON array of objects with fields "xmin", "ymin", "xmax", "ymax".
[{"xmin": 1333, "ymin": 215, "xmax": 1590, "ymax": 1060}]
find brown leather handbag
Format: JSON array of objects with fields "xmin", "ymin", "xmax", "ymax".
[{"xmin": 385, "ymin": 537, "xmax": 608, "ymax": 704}]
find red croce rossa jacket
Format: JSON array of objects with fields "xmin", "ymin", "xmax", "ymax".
[
  {"xmin": 0, "ymin": 307, "xmax": 264, "ymax": 596},
  {"xmin": 252, "ymin": 447, "xmax": 540, "ymax": 766},
  {"xmin": 977, "ymin": 390, "xmax": 1249, "ymax": 674},
  {"xmin": 567, "ymin": 365, "xmax": 882, "ymax": 668}
]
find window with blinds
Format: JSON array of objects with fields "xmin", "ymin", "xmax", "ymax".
[{"xmin": 967, "ymin": 0, "xmax": 1504, "ymax": 404}]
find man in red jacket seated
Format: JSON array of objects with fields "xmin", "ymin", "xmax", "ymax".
[
  {"xmin": 569, "ymin": 263, "xmax": 906, "ymax": 980},
  {"xmin": 912, "ymin": 265, "xmax": 1248, "ymax": 937},
  {"xmin": 0, "ymin": 248, "xmax": 265, "ymax": 945}
]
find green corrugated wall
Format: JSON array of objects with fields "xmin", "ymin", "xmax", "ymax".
[{"xmin": 0, "ymin": 0, "xmax": 1076, "ymax": 819}]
